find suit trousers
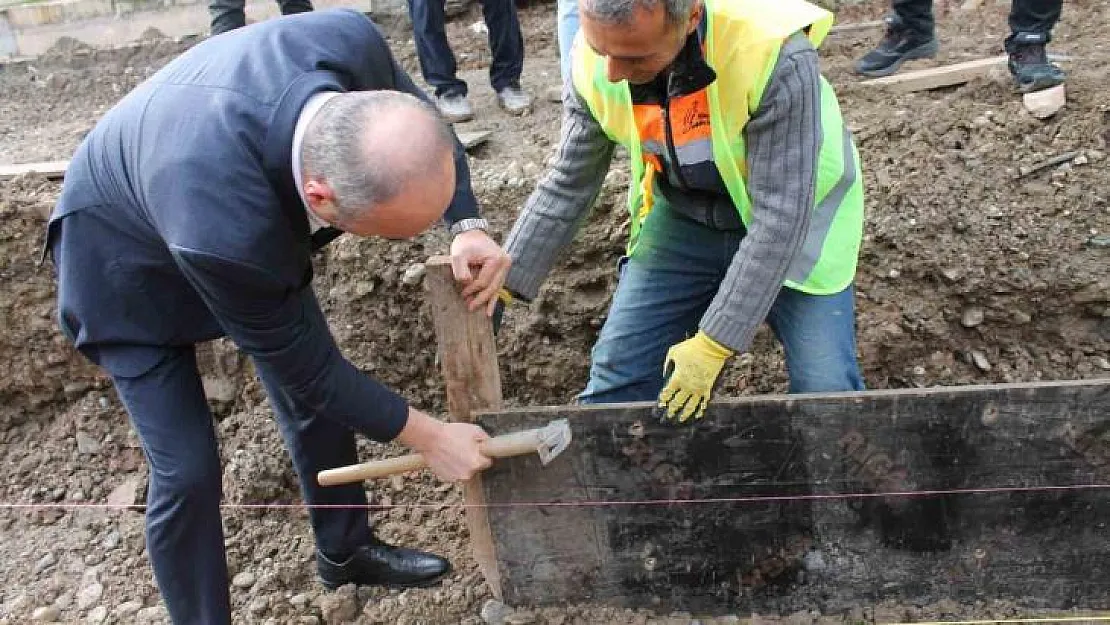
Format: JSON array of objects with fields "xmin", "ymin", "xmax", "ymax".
[
  {"xmin": 111, "ymin": 323, "xmax": 373, "ymax": 623},
  {"xmin": 892, "ymin": 0, "xmax": 1062, "ymax": 49},
  {"xmin": 406, "ymin": 0, "xmax": 524, "ymax": 97},
  {"xmin": 207, "ymin": 0, "xmax": 314, "ymax": 36}
]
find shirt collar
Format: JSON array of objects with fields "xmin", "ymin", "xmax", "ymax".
[{"xmin": 292, "ymin": 90, "xmax": 341, "ymax": 233}]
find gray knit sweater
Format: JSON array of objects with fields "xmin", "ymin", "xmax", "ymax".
[{"xmin": 503, "ymin": 33, "xmax": 823, "ymax": 353}]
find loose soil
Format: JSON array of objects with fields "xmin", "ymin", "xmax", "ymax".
[{"xmin": 0, "ymin": 0, "xmax": 1108, "ymax": 623}]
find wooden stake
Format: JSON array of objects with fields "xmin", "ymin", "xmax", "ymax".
[{"xmin": 423, "ymin": 255, "xmax": 504, "ymax": 599}]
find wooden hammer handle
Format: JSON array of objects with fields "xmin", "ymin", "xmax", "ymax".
[{"xmin": 317, "ymin": 429, "xmax": 544, "ymax": 486}]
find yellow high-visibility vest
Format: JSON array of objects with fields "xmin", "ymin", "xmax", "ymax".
[{"xmin": 572, "ymin": 0, "xmax": 864, "ymax": 294}]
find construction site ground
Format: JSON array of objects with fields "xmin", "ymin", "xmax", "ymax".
[{"xmin": 1, "ymin": 0, "xmax": 1108, "ymax": 623}]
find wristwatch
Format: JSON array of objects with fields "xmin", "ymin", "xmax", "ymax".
[{"xmin": 449, "ymin": 217, "xmax": 489, "ymax": 236}]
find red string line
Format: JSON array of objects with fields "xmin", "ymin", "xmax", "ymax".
[{"xmin": 2, "ymin": 482, "xmax": 1109, "ymax": 511}]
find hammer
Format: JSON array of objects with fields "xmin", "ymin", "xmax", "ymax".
[{"xmin": 317, "ymin": 418, "xmax": 572, "ymax": 486}]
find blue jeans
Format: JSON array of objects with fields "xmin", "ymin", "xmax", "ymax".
[
  {"xmin": 578, "ymin": 198, "xmax": 864, "ymax": 405},
  {"xmin": 556, "ymin": 0, "xmax": 579, "ymax": 84}
]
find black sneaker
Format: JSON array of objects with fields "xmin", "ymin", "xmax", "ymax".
[
  {"xmin": 854, "ymin": 13, "xmax": 939, "ymax": 78},
  {"xmin": 1007, "ymin": 32, "xmax": 1065, "ymax": 93},
  {"xmin": 316, "ymin": 538, "xmax": 451, "ymax": 590}
]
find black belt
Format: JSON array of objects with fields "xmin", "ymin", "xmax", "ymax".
[{"xmin": 656, "ymin": 179, "xmax": 745, "ymax": 232}]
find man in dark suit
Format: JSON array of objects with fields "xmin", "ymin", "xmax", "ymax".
[{"xmin": 43, "ymin": 9, "xmax": 511, "ymax": 624}]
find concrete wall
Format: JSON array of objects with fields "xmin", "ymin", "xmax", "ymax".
[{"xmin": 0, "ymin": 0, "xmax": 393, "ymax": 59}]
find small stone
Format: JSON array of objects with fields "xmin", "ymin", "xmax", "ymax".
[
  {"xmin": 1073, "ymin": 154, "xmax": 1089, "ymax": 166},
  {"xmin": 102, "ymin": 530, "xmax": 121, "ymax": 550},
  {"xmin": 1095, "ymin": 357, "xmax": 1110, "ymax": 371},
  {"xmin": 505, "ymin": 613, "xmax": 535, "ymax": 625},
  {"xmin": 87, "ymin": 606, "xmax": 108, "ymax": 624},
  {"xmin": 232, "ymin": 571, "xmax": 256, "ymax": 589},
  {"xmin": 77, "ymin": 582, "xmax": 104, "ymax": 610},
  {"xmin": 971, "ymin": 350, "xmax": 992, "ymax": 372},
  {"xmin": 114, "ymin": 600, "xmax": 143, "ymax": 617},
  {"xmin": 888, "ymin": 269, "xmax": 900, "ymax": 279},
  {"xmin": 961, "ymin": 307, "xmax": 985, "ymax": 328},
  {"xmin": 317, "ymin": 584, "xmax": 358, "ymax": 624},
  {"xmin": 53, "ymin": 591, "xmax": 74, "ymax": 610},
  {"xmin": 248, "ymin": 597, "xmax": 269, "ymax": 615},
  {"xmin": 803, "ymin": 550, "xmax": 827, "ymax": 572},
  {"xmin": 401, "ymin": 263, "xmax": 426, "ymax": 286},
  {"xmin": 32, "ymin": 606, "xmax": 60, "ymax": 622},
  {"xmin": 1087, "ymin": 235, "xmax": 1110, "ymax": 249},
  {"xmin": 912, "ymin": 365, "xmax": 927, "ymax": 377},
  {"xmin": 290, "ymin": 593, "xmax": 311, "ymax": 608},
  {"xmin": 1012, "ymin": 310, "xmax": 1032, "ymax": 325},
  {"xmin": 34, "ymin": 552, "xmax": 57, "ymax": 574},
  {"xmin": 76, "ymin": 431, "xmax": 101, "ymax": 455},
  {"xmin": 481, "ymin": 599, "xmax": 514, "ymax": 625},
  {"xmin": 1021, "ymin": 84, "xmax": 1065, "ymax": 119},
  {"xmin": 137, "ymin": 605, "xmax": 169, "ymax": 623}
]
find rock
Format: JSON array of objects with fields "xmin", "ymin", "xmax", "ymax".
[
  {"xmin": 971, "ymin": 350, "xmax": 992, "ymax": 372},
  {"xmin": 803, "ymin": 550, "xmax": 827, "ymax": 572},
  {"xmin": 201, "ymin": 376, "xmax": 238, "ymax": 403},
  {"xmin": 1087, "ymin": 235, "xmax": 1110, "ymax": 249},
  {"xmin": 54, "ymin": 591, "xmax": 74, "ymax": 610},
  {"xmin": 114, "ymin": 600, "xmax": 143, "ymax": 617},
  {"xmin": 1073, "ymin": 154, "xmax": 1089, "ymax": 166},
  {"xmin": 317, "ymin": 584, "xmax": 358, "ymax": 623},
  {"xmin": 137, "ymin": 605, "xmax": 169, "ymax": 623},
  {"xmin": 106, "ymin": 476, "xmax": 141, "ymax": 508},
  {"xmin": 1073, "ymin": 280, "xmax": 1110, "ymax": 304},
  {"xmin": 961, "ymin": 307, "xmax": 985, "ymax": 328},
  {"xmin": 1022, "ymin": 84, "xmax": 1066, "ymax": 119},
  {"xmin": 77, "ymin": 583, "xmax": 104, "ymax": 610},
  {"xmin": 102, "ymin": 530, "xmax": 121, "ymax": 550},
  {"xmin": 1095, "ymin": 357, "xmax": 1110, "ymax": 371},
  {"xmin": 34, "ymin": 552, "xmax": 57, "ymax": 573},
  {"xmin": 401, "ymin": 263, "xmax": 426, "ymax": 286},
  {"xmin": 76, "ymin": 431, "xmax": 101, "ymax": 455},
  {"xmin": 290, "ymin": 593, "xmax": 311, "ymax": 608},
  {"xmin": 912, "ymin": 365, "xmax": 927, "ymax": 377},
  {"xmin": 232, "ymin": 571, "xmax": 256, "ymax": 589},
  {"xmin": 1012, "ymin": 310, "xmax": 1032, "ymax": 325},
  {"xmin": 481, "ymin": 599, "xmax": 514, "ymax": 625},
  {"xmin": 248, "ymin": 596, "xmax": 269, "ymax": 615},
  {"xmin": 505, "ymin": 613, "xmax": 535, "ymax": 625},
  {"xmin": 32, "ymin": 606, "xmax": 60, "ymax": 622},
  {"xmin": 87, "ymin": 606, "xmax": 108, "ymax": 624}
]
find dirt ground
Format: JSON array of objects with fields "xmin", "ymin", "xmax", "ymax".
[{"xmin": 0, "ymin": 0, "xmax": 1108, "ymax": 623}]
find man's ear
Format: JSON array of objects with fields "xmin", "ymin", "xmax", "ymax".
[
  {"xmin": 304, "ymin": 178, "xmax": 339, "ymax": 222},
  {"xmin": 686, "ymin": 0, "xmax": 702, "ymax": 35}
]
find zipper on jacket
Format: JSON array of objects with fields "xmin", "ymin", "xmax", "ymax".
[{"xmin": 661, "ymin": 73, "xmax": 692, "ymax": 193}]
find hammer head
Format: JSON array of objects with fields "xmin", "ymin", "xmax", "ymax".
[{"xmin": 535, "ymin": 418, "xmax": 572, "ymax": 465}]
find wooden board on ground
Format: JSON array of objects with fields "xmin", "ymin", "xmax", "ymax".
[
  {"xmin": 0, "ymin": 160, "xmax": 68, "ymax": 181},
  {"xmin": 0, "ymin": 134, "xmax": 488, "ymax": 184},
  {"xmin": 859, "ymin": 55, "xmax": 1007, "ymax": 92},
  {"xmin": 474, "ymin": 379, "xmax": 1110, "ymax": 615}
]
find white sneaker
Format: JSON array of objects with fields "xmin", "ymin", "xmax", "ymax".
[
  {"xmin": 496, "ymin": 85, "xmax": 533, "ymax": 116},
  {"xmin": 436, "ymin": 93, "xmax": 474, "ymax": 123}
]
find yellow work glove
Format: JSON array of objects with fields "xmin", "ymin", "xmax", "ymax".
[{"xmin": 658, "ymin": 331, "xmax": 734, "ymax": 423}]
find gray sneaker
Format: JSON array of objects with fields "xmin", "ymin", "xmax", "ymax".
[
  {"xmin": 496, "ymin": 85, "xmax": 533, "ymax": 116},
  {"xmin": 436, "ymin": 93, "xmax": 474, "ymax": 123}
]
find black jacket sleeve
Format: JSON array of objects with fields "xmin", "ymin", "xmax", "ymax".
[{"xmin": 169, "ymin": 245, "xmax": 410, "ymax": 442}]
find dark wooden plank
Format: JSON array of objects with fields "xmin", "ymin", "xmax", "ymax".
[
  {"xmin": 475, "ymin": 380, "xmax": 1110, "ymax": 614},
  {"xmin": 424, "ymin": 255, "xmax": 504, "ymax": 599}
]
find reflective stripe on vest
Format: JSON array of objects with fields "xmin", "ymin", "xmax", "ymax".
[{"xmin": 571, "ymin": 0, "xmax": 864, "ymax": 295}]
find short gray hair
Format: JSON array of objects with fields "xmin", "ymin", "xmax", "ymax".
[
  {"xmin": 581, "ymin": 0, "xmax": 694, "ymax": 25},
  {"xmin": 300, "ymin": 90, "xmax": 455, "ymax": 222}
]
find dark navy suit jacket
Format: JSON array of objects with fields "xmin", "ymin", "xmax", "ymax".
[{"xmin": 45, "ymin": 9, "xmax": 479, "ymax": 441}]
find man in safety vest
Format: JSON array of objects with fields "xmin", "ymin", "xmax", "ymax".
[{"xmin": 498, "ymin": 0, "xmax": 866, "ymax": 420}]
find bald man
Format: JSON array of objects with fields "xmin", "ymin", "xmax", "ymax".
[{"xmin": 42, "ymin": 10, "xmax": 509, "ymax": 624}]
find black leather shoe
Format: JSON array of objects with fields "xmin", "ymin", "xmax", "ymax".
[
  {"xmin": 854, "ymin": 14, "xmax": 938, "ymax": 78},
  {"xmin": 316, "ymin": 538, "xmax": 451, "ymax": 589}
]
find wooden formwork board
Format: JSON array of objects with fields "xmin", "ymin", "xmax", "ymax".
[{"xmin": 473, "ymin": 380, "xmax": 1110, "ymax": 615}]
